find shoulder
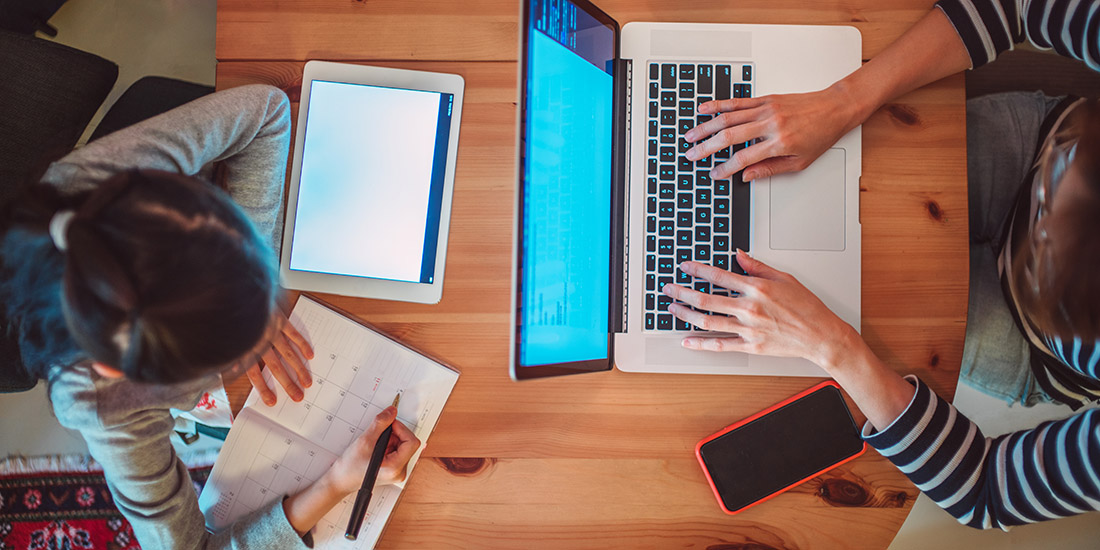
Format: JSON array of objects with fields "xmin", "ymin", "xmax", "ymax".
[{"xmin": 49, "ymin": 364, "xmax": 220, "ymax": 432}]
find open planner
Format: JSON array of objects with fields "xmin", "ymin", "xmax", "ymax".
[{"xmin": 198, "ymin": 295, "xmax": 460, "ymax": 548}]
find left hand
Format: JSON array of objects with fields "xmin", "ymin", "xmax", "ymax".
[
  {"xmin": 244, "ymin": 311, "xmax": 315, "ymax": 406},
  {"xmin": 661, "ymin": 252, "xmax": 856, "ymax": 367}
]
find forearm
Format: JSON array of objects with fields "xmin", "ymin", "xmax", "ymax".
[
  {"xmin": 282, "ymin": 472, "xmax": 353, "ymax": 537},
  {"xmin": 827, "ymin": 8, "xmax": 971, "ymax": 134},
  {"xmin": 816, "ymin": 327, "xmax": 916, "ymax": 432}
]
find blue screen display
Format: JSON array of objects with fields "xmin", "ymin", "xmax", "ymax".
[{"xmin": 520, "ymin": 0, "xmax": 616, "ymax": 367}]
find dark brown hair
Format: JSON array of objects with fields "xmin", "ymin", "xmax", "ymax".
[{"xmin": 0, "ymin": 170, "xmax": 279, "ymax": 383}]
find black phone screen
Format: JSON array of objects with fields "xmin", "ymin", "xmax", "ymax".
[{"xmin": 699, "ymin": 385, "xmax": 865, "ymax": 512}]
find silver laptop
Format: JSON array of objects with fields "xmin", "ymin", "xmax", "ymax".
[{"xmin": 511, "ymin": 0, "xmax": 861, "ymax": 380}]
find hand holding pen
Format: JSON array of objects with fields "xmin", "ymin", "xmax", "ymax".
[{"xmin": 326, "ymin": 395, "xmax": 420, "ymax": 538}]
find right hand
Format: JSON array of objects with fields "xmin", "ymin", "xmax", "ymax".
[
  {"xmin": 327, "ymin": 407, "xmax": 421, "ymax": 494},
  {"xmin": 683, "ymin": 86, "xmax": 858, "ymax": 182}
]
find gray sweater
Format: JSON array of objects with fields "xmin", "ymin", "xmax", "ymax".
[{"xmin": 43, "ymin": 85, "xmax": 311, "ymax": 549}]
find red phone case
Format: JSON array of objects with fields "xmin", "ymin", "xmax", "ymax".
[{"xmin": 694, "ymin": 380, "xmax": 866, "ymax": 515}]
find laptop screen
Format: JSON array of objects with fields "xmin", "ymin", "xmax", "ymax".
[
  {"xmin": 289, "ymin": 80, "xmax": 454, "ymax": 284},
  {"xmin": 518, "ymin": 0, "xmax": 616, "ymax": 368}
]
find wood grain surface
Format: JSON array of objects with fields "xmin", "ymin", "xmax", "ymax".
[{"xmin": 216, "ymin": 1, "xmax": 968, "ymax": 548}]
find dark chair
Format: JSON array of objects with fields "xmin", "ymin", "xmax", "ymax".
[
  {"xmin": 89, "ymin": 76, "xmax": 214, "ymax": 142},
  {"xmin": 966, "ymin": 49, "xmax": 1100, "ymax": 99},
  {"xmin": 0, "ymin": 0, "xmax": 68, "ymax": 36},
  {"xmin": 0, "ymin": 30, "xmax": 118, "ymax": 204}
]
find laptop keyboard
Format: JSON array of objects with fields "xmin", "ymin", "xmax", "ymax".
[{"xmin": 643, "ymin": 62, "xmax": 753, "ymax": 332}]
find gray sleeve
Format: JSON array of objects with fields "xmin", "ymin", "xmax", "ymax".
[
  {"xmin": 49, "ymin": 369, "xmax": 311, "ymax": 550},
  {"xmin": 40, "ymin": 84, "xmax": 291, "ymax": 251}
]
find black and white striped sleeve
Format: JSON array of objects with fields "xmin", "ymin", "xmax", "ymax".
[
  {"xmin": 863, "ymin": 375, "xmax": 1100, "ymax": 530},
  {"xmin": 935, "ymin": 0, "xmax": 1100, "ymax": 71}
]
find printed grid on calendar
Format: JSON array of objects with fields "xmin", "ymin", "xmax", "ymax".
[{"xmin": 199, "ymin": 296, "xmax": 459, "ymax": 549}]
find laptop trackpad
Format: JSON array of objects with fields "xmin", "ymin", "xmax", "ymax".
[{"xmin": 769, "ymin": 148, "xmax": 846, "ymax": 251}]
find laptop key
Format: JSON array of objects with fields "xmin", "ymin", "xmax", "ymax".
[
  {"xmin": 659, "ymin": 201, "xmax": 675, "ymax": 218},
  {"xmin": 660, "ymin": 109, "xmax": 676, "ymax": 126},
  {"xmin": 678, "ymin": 101, "xmax": 694, "ymax": 117},
  {"xmin": 661, "ymin": 63, "xmax": 676, "ymax": 89},
  {"xmin": 696, "ymin": 188, "xmax": 711, "ymax": 205},
  {"xmin": 715, "ymin": 180, "xmax": 730, "ymax": 196},
  {"xmin": 659, "ymin": 165, "xmax": 675, "ymax": 180},
  {"xmin": 716, "ymin": 65, "xmax": 731, "ymax": 100},
  {"xmin": 715, "ymin": 198, "xmax": 730, "ymax": 215},
  {"xmin": 658, "ymin": 276, "xmax": 673, "ymax": 289},
  {"xmin": 657, "ymin": 314, "xmax": 673, "ymax": 330},
  {"xmin": 648, "ymin": 158, "xmax": 656, "ymax": 175},
  {"xmin": 677, "ymin": 174, "xmax": 693, "ymax": 190},
  {"xmin": 646, "ymin": 293, "xmax": 655, "ymax": 311},
  {"xmin": 696, "ymin": 172, "xmax": 711, "ymax": 187},
  {"xmin": 659, "ymin": 220, "xmax": 674, "ymax": 236},
  {"xmin": 647, "ymin": 197, "xmax": 657, "ymax": 214},
  {"xmin": 647, "ymin": 235, "xmax": 657, "ymax": 252},
  {"xmin": 714, "ymin": 235, "xmax": 729, "ymax": 252},
  {"xmin": 694, "ymin": 280, "xmax": 711, "ymax": 294},
  {"xmin": 650, "ymin": 63, "xmax": 659, "ymax": 80},
  {"xmin": 679, "ymin": 64, "xmax": 695, "ymax": 81},
  {"xmin": 649, "ymin": 120, "xmax": 658, "ymax": 137},
  {"xmin": 660, "ymin": 128, "xmax": 675, "ymax": 143},
  {"xmin": 646, "ymin": 254, "xmax": 656, "ymax": 271},
  {"xmin": 648, "ymin": 177, "xmax": 657, "ymax": 194},
  {"xmin": 698, "ymin": 64, "xmax": 713, "ymax": 94},
  {"xmin": 695, "ymin": 225, "xmax": 711, "ymax": 243},
  {"xmin": 713, "ymin": 254, "xmax": 729, "ymax": 271},
  {"xmin": 677, "ymin": 192, "xmax": 693, "ymax": 209},
  {"xmin": 678, "ymin": 137, "xmax": 691, "ymax": 154},
  {"xmin": 676, "ymin": 211, "xmax": 692, "ymax": 228},
  {"xmin": 678, "ymin": 82, "xmax": 694, "ymax": 99},
  {"xmin": 645, "ymin": 312, "xmax": 655, "ymax": 330},
  {"xmin": 695, "ymin": 207, "xmax": 711, "ymax": 224},
  {"xmin": 677, "ymin": 156, "xmax": 693, "ymax": 172},
  {"xmin": 678, "ymin": 119, "xmax": 693, "ymax": 135},
  {"xmin": 661, "ymin": 91, "xmax": 676, "ymax": 107},
  {"xmin": 649, "ymin": 101, "xmax": 658, "ymax": 119},
  {"xmin": 650, "ymin": 82, "xmax": 659, "ymax": 99},
  {"xmin": 646, "ymin": 274, "xmax": 656, "ymax": 291},
  {"xmin": 657, "ymin": 294, "xmax": 672, "ymax": 311},
  {"xmin": 715, "ymin": 216, "xmax": 729, "ymax": 233},
  {"xmin": 676, "ymin": 230, "xmax": 692, "ymax": 247},
  {"xmin": 660, "ymin": 146, "xmax": 675, "ymax": 163},
  {"xmin": 658, "ymin": 258, "xmax": 674, "ymax": 274},
  {"xmin": 742, "ymin": 64, "xmax": 752, "ymax": 81},
  {"xmin": 676, "ymin": 248, "xmax": 692, "ymax": 264},
  {"xmin": 675, "ymin": 318, "xmax": 691, "ymax": 331},
  {"xmin": 658, "ymin": 239, "xmax": 674, "ymax": 254},
  {"xmin": 648, "ymin": 139, "xmax": 657, "ymax": 157},
  {"xmin": 647, "ymin": 215, "xmax": 657, "ymax": 233},
  {"xmin": 695, "ymin": 244, "xmax": 711, "ymax": 261},
  {"xmin": 659, "ymin": 183, "xmax": 675, "ymax": 199}
]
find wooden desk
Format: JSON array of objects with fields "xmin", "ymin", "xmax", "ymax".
[{"xmin": 216, "ymin": 1, "xmax": 967, "ymax": 548}]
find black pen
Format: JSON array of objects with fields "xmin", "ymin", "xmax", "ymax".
[{"xmin": 345, "ymin": 392, "xmax": 401, "ymax": 540}]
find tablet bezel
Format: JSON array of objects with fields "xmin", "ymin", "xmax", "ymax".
[{"xmin": 280, "ymin": 60, "xmax": 464, "ymax": 304}]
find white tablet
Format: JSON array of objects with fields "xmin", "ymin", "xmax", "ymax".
[{"xmin": 280, "ymin": 61, "xmax": 464, "ymax": 304}]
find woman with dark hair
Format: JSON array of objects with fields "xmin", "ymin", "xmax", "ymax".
[
  {"xmin": 664, "ymin": 0, "xmax": 1100, "ymax": 530},
  {"xmin": 0, "ymin": 85, "xmax": 419, "ymax": 548}
]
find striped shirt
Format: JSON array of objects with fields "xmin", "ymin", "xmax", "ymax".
[{"xmin": 863, "ymin": 0, "xmax": 1100, "ymax": 530}]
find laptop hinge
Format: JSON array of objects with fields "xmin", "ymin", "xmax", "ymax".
[{"xmin": 609, "ymin": 57, "xmax": 630, "ymax": 335}]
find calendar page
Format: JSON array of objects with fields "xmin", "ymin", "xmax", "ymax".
[{"xmin": 198, "ymin": 295, "xmax": 459, "ymax": 549}]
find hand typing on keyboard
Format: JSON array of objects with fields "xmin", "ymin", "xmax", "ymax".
[
  {"xmin": 661, "ymin": 252, "xmax": 857, "ymax": 369},
  {"xmin": 682, "ymin": 87, "xmax": 863, "ymax": 182}
]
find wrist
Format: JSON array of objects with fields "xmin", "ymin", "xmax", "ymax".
[
  {"xmin": 812, "ymin": 321, "xmax": 864, "ymax": 372},
  {"xmin": 318, "ymin": 468, "xmax": 355, "ymax": 499}
]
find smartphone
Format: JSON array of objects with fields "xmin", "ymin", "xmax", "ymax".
[{"xmin": 695, "ymin": 381, "xmax": 866, "ymax": 514}]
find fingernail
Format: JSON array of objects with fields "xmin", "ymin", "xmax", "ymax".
[
  {"xmin": 291, "ymin": 390, "xmax": 303, "ymax": 401},
  {"xmin": 263, "ymin": 394, "xmax": 275, "ymax": 406},
  {"xmin": 303, "ymin": 378, "xmax": 312, "ymax": 388},
  {"xmin": 684, "ymin": 131, "xmax": 695, "ymax": 141},
  {"xmin": 743, "ymin": 171, "xmax": 755, "ymax": 181},
  {"xmin": 685, "ymin": 149, "xmax": 697, "ymax": 161},
  {"xmin": 682, "ymin": 338, "xmax": 696, "ymax": 347}
]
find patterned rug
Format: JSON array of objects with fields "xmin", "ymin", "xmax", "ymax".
[{"xmin": 0, "ymin": 462, "xmax": 211, "ymax": 550}]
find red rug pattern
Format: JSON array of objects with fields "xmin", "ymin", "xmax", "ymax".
[{"xmin": 0, "ymin": 467, "xmax": 211, "ymax": 550}]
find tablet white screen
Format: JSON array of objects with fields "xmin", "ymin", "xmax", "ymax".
[{"xmin": 289, "ymin": 80, "xmax": 454, "ymax": 284}]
